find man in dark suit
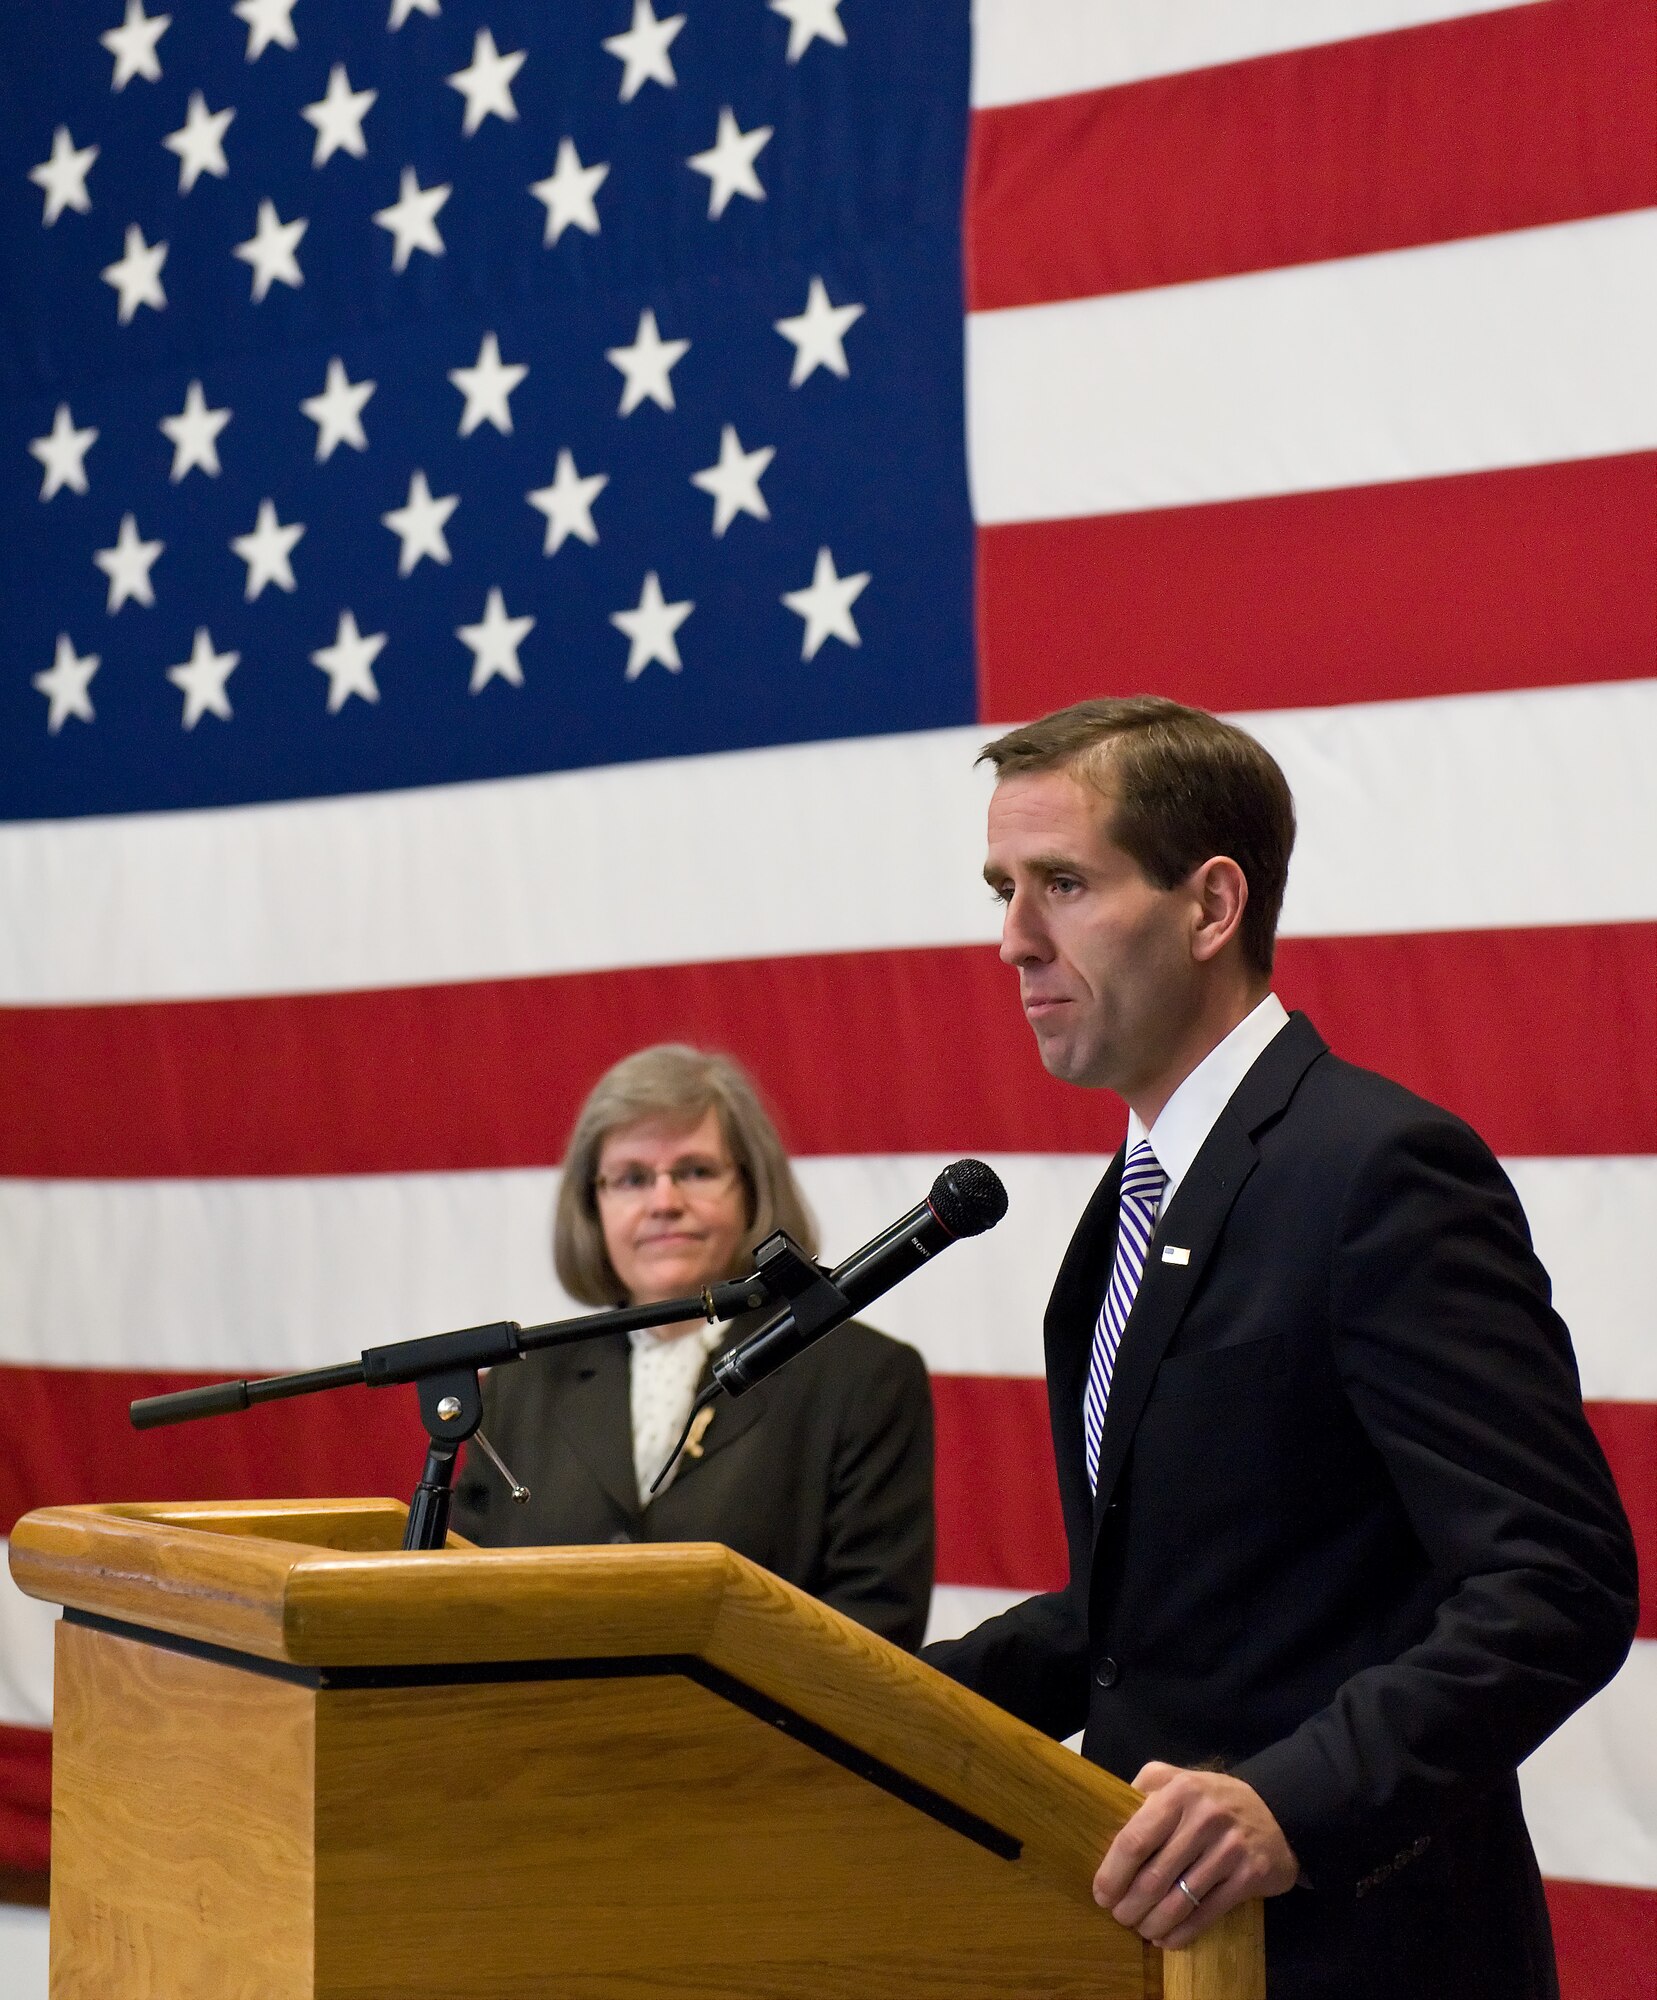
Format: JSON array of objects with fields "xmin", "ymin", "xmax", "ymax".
[{"xmin": 925, "ymin": 696, "xmax": 1637, "ymax": 1998}]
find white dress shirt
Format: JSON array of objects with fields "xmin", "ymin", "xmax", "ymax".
[{"xmin": 1126, "ymin": 991, "xmax": 1290, "ymax": 1218}]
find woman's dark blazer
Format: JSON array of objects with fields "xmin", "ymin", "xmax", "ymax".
[
  {"xmin": 451, "ymin": 1313, "xmax": 935, "ymax": 1651},
  {"xmin": 926, "ymin": 1012, "xmax": 1637, "ymax": 2000}
]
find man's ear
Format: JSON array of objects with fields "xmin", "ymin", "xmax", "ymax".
[{"xmin": 1189, "ymin": 856, "xmax": 1249, "ymax": 964}]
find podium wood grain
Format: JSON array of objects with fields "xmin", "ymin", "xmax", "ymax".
[
  {"xmin": 51, "ymin": 1620, "xmax": 315, "ymax": 1997},
  {"xmin": 14, "ymin": 1499, "xmax": 1263, "ymax": 2000}
]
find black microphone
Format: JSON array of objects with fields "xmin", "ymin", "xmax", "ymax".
[{"xmin": 712, "ymin": 1159, "xmax": 1009, "ymax": 1397}]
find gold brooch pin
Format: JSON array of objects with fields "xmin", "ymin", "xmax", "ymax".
[{"xmin": 682, "ymin": 1405, "xmax": 716, "ymax": 1460}]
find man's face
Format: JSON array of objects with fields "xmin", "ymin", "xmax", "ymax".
[{"xmin": 984, "ymin": 767, "xmax": 1204, "ymax": 1099}]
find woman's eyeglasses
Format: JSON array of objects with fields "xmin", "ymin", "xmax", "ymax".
[{"xmin": 594, "ymin": 1160, "xmax": 739, "ymax": 1201}]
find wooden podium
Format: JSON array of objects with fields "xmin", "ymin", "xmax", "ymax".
[{"xmin": 10, "ymin": 1499, "xmax": 1263, "ymax": 2000}]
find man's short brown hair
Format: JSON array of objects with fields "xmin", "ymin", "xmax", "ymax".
[{"xmin": 979, "ymin": 696, "xmax": 1296, "ymax": 977}]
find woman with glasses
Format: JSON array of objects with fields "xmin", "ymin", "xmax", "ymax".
[{"xmin": 451, "ymin": 1043, "xmax": 935, "ymax": 1649}]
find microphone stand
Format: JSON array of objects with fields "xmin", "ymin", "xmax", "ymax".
[{"xmin": 127, "ymin": 1273, "xmax": 779, "ymax": 1552}]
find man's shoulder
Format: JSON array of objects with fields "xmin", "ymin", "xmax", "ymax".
[
  {"xmin": 1258, "ymin": 1028, "xmax": 1499, "ymax": 1188},
  {"xmin": 1301, "ymin": 1044, "xmax": 1467, "ymax": 1127}
]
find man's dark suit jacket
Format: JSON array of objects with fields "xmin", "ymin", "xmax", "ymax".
[
  {"xmin": 926, "ymin": 1014, "xmax": 1637, "ymax": 2000},
  {"xmin": 451, "ymin": 1314, "xmax": 935, "ymax": 1650}
]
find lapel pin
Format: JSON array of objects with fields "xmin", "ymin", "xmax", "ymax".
[
  {"xmin": 1161, "ymin": 1245, "xmax": 1191, "ymax": 1266},
  {"xmin": 682, "ymin": 1405, "xmax": 716, "ymax": 1460}
]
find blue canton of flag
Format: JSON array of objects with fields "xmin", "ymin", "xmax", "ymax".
[{"xmin": 1, "ymin": 0, "xmax": 973, "ymax": 819}]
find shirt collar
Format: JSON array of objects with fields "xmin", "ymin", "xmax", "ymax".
[
  {"xmin": 629, "ymin": 1320, "xmax": 724, "ymax": 1357},
  {"xmin": 1125, "ymin": 992, "xmax": 1289, "ymax": 1209}
]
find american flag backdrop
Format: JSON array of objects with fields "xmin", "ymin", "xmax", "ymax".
[{"xmin": 1, "ymin": 0, "xmax": 1653, "ymax": 1988}]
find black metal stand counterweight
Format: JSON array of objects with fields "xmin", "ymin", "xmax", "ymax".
[{"xmin": 403, "ymin": 1367, "xmax": 487, "ymax": 1552}]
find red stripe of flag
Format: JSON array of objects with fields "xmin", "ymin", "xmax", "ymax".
[
  {"xmin": 977, "ymin": 452, "xmax": 1657, "ymax": 720},
  {"xmin": 0, "ymin": 1366, "xmax": 1064, "ymax": 1579},
  {"xmin": 968, "ymin": 0, "xmax": 1656, "ymax": 314},
  {"xmin": 1546, "ymin": 1879, "xmax": 1657, "ymax": 2000},
  {"xmin": 0, "ymin": 1727, "xmax": 50, "ymax": 1874},
  {"xmin": 1274, "ymin": 926, "xmax": 1657, "ymax": 1162},
  {"xmin": 932, "ymin": 1373, "xmax": 1067, "ymax": 1593},
  {"xmin": 0, "ymin": 1368, "xmax": 423, "ymax": 1544},
  {"xmin": 3, "ymin": 926, "xmax": 1652, "ymax": 1177},
  {"xmin": 2, "ymin": 1370, "xmax": 1649, "ymax": 1637}
]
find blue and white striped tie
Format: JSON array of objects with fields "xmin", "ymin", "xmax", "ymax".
[{"xmin": 1084, "ymin": 1140, "xmax": 1167, "ymax": 1493}]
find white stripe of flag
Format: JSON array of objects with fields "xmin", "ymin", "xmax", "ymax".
[
  {"xmin": 4, "ymin": 1154, "xmax": 1652, "ymax": 1395},
  {"xmin": 967, "ymin": 212, "xmax": 1657, "ymax": 525},
  {"xmin": 5, "ymin": 680, "xmax": 1657, "ymax": 1004},
  {"xmin": 970, "ymin": 0, "xmax": 1551, "ymax": 107}
]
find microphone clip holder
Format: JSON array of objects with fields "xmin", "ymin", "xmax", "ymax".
[
  {"xmin": 708, "ymin": 1232, "xmax": 853, "ymax": 1400},
  {"xmin": 749, "ymin": 1231, "xmax": 852, "ymax": 1348},
  {"xmin": 646, "ymin": 1231, "xmax": 848, "ymax": 1497}
]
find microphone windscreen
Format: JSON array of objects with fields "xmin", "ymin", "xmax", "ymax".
[{"xmin": 929, "ymin": 1158, "xmax": 1009, "ymax": 1238}]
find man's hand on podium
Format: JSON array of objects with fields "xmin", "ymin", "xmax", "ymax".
[{"xmin": 1092, "ymin": 1763, "xmax": 1300, "ymax": 1949}]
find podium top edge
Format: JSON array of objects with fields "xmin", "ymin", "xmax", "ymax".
[{"xmin": 7, "ymin": 1500, "xmax": 744, "ymax": 1660}]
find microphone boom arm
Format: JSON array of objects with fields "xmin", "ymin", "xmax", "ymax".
[{"xmin": 126, "ymin": 1274, "xmax": 775, "ymax": 1553}]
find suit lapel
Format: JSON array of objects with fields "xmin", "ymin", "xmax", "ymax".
[
  {"xmin": 1087, "ymin": 1014, "xmax": 1330, "ymax": 1530},
  {"xmin": 551, "ymin": 1333, "xmax": 642, "ymax": 1522}
]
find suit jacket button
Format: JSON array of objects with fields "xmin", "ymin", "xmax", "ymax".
[
  {"xmin": 1093, "ymin": 1657, "xmax": 1119, "ymax": 1689},
  {"xmin": 608, "ymin": 1529, "xmax": 634, "ymax": 1545}
]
